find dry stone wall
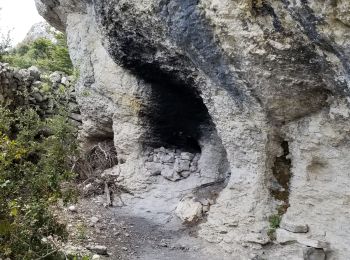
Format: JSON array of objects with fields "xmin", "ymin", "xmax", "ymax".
[{"xmin": 0, "ymin": 62, "xmax": 81, "ymax": 124}]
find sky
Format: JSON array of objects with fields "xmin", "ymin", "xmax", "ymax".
[{"xmin": 0, "ymin": 0, "xmax": 44, "ymax": 44}]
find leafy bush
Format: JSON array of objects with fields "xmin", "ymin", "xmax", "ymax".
[
  {"xmin": 1, "ymin": 33, "xmax": 73, "ymax": 75},
  {"xmin": 0, "ymin": 107, "xmax": 78, "ymax": 259}
]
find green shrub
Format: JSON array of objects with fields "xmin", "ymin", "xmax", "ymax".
[
  {"xmin": 0, "ymin": 107, "xmax": 78, "ymax": 259},
  {"xmin": 1, "ymin": 33, "xmax": 73, "ymax": 75},
  {"xmin": 267, "ymin": 214, "xmax": 281, "ymax": 240}
]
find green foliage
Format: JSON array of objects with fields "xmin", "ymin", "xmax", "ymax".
[
  {"xmin": 269, "ymin": 214, "xmax": 281, "ymax": 229},
  {"xmin": 267, "ymin": 214, "xmax": 281, "ymax": 240},
  {"xmin": 0, "ymin": 31, "xmax": 12, "ymax": 60},
  {"xmin": 1, "ymin": 33, "xmax": 73, "ymax": 75},
  {"xmin": 0, "ymin": 106, "xmax": 78, "ymax": 259},
  {"xmin": 76, "ymin": 223, "xmax": 88, "ymax": 240}
]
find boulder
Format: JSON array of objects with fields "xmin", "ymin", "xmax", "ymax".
[
  {"xmin": 161, "ymin": 165, "xmax": 181, "ymax": 182},
  {"xmin": 303, "ymin": 247, "xmax": 326, "ymax": 260},
  {"xmin": 28, "ymin": 66, "xmax": 41, "ymax": 80},
  {"xmin": 86, "ymin": 245, "xmax": 108, "ymax": 255},
  {"xmin": 175, "ymin": 197, "xmax": 203, "ymax": 223},
  {"xmin": 49, "ymin": 71, "xmax": 62, "ymax": 83},
  {"xmin": 280, "ymin": 219, "xmax": 309, "ymax": 233}
]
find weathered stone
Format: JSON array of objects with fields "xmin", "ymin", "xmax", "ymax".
[
  {"xmin": 161, "ymin": 165, "xmax": 181, "ymax": 182},
  {"xmin": 175, "ymin": 197, "xmax": 203, "ymax": 223},
  {"xmin": 68, "ymin": 205, "xmax": 77, "ymax": 212},
  {"xmin": 61, "ymin": 76, "xmax": 69, "ymax": 85},
  {"xmin": 159, "ymin": 153, "xmax": 175, "ymax": 163},
  {"xmin": 180, "ymin": 152, "xmax": 195, "ymax": 161},
  {"xmin": 303, "ymin": 247, "xmax": 326, "ymax": 260},
  {"xmin": 28, "ymin": 66, "xmax": 41, "ymax": 80},
  {"xmin": 86, "ymin": 245, "xmax": 108, "ymax": 255},
  {"xmin": 180, "ymin": 171, "xmax": 191, "ymax": 178},
  {"xmin": 276, "ymin": 229, "xmax": 329, "ymax": 249},
  {"xmin": 49, "ymin": 71, "xmax": 62, "ymax": 83},
  {"xmin": 32, "ymin": 92, "xmax": 44, "ymax": 103},
  {"xmin": 145, "ymin": 162, "xmax": 162, "ymax": 176},
  {"xmin": 173, "ymin": 159, "xmax": 190, "ymax": 173},
  {"xmin": 101, "ymin": 165, "xmax": 120, "ymax": 179},
  {"xmin": 23, "ymin": 21, "xmax": 58, "ymax": 44},
  {"xmin": 90, "ymin": 217, "xmax": 99, "ymax": 225},
  {"xmin": 280, "ymin": 220, "xmax": 309, "ymax": 233},
  {"xmin": 69, "ymin": 113, "xmax": 82, "ymax": 122}
]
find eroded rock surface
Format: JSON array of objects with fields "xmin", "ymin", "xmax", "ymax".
[
  {"xmin": 35, "ymin": 0, "xmax": 350, "ymax": 259},
  {"xmin": 22, "ymin": 21, "xmax": 58, "ymax": 44}
]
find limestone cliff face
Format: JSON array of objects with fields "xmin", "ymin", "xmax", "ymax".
[
  {"xmin": 22, "ymin": 21, "xmax": 58, "ymax": 45},
  {"xmin": 35, "ymin": 0, "xmax": 350, "ymax": 259}
]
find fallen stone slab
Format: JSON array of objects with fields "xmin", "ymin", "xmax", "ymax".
[
  {"xmin": 276, "ymin": 229, "xmax": 329, "ymax": 249},
  {"xmin": 86, "ymin": 245, "xmax": 108, "ymax": 255},
  {"xmin": 280, "ymin": 219, "xmax": 309, "ymax": 233},
  {"xmin": 303, "ymin": 247, "xmax": 326, "ymax": 260}
]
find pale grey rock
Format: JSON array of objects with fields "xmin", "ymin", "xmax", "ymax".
[
  {"xmin": 159, "ymin": 153, "xmax": 175, "ymax": 164},
  {"xmin": 280, "ymin": 220, "xmax": 309, "ymax": 234},
  {"xmin": 63, "ymin": 244, "xmax": 90, "ymax": 258},
  {"xmin": 180, "ymin": 152, "xmax": 195, "ymax": 161},
  {"xmin": 61, "ymin": 76, "xmax": 69, "ymax": 85},
  {"xmin": 49, "ymin": 71, "xmax": 62, "ymax": 83},
  {"xmin": 32, "ymin": 92, "xmax": 44, "ymax": 103},
  {"xmin": 69, "ymin": 113, "xmax": 82, "ymax": 122},
  {"xmin": 276, "ymin": 229, "xmax": 329, "ymax": 249},
  {"xmin": 189, "ymin": 166, "xmax": 197, "ymax": 173},
  {"xmin": 17, "ymin": 69, "xmax": 30, "ymax": 79},
  {"xmin": 32, "ymin": 81, "xmax": 42, "ymax": 88},
  {"xmin": 83, "ymin": 183, "xmax": 93, "ymax": 192},
  {"xmin": 180, "ymin": 171, "xmax": 191, "ymax": 178},
  {"xmin": 28, "ymin": 66, "xmax": 41, "ymax": 80},
  {"xmin": 90, "ymin": 217, "xmax": 99, "ymax": 225},
  {"xmin": 175, "ymin": 197, "xmax": 203, "ymax": 223},
  {"xmin": 303, "ymin": 247, "xmax": 326, "ymax": 260},
  {"xmin": 173, "ymin": 159, "xmax": 191, "ymax": 173},
  {"xmin": 145, "ymin": 162, "xmax": 162, "ymax": 176},
  {"xmin": 161, "ymin": 165, "xmax": 181, "ymax": 182},
  {"xmin": 86, "ymin": 245, "xmax": 108, "ymax": 255},
  {"xmin": 68, "ymin": 205, "xmax": 77, "ymax": 212},
  {"xmin": 22, "ymin": 21, "xmax": 58, "ymax": 44},
  {"xmin": 101, "ymin": 165, "xmax": 120, "ymax": 179}
]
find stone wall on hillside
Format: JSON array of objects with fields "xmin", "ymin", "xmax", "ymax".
[{"xmin": 0, "ymin": 62, "xmax": 81, "ymax": 124}]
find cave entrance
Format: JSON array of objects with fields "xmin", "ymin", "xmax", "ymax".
[{"xmin": 140, "ymin": 72, "xmax": 213, "ymax": 153}]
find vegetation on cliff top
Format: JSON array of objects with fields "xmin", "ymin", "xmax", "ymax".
[{"xmin": 1, "ymin": 33, "xmax": 73, "ymax": 75}]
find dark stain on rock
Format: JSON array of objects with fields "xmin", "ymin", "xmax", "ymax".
[
  {"xmin": 271, "ymin": 140, "xmax": 291, "ymax": 214},
  {"xmin": 160, "ymin": 0, "xmax": 247, "ymax": 102},
  {"xmin": 93, "ymin": 0, "xmax": 250, "ymax": 106},
  {"xmin": 252, "ymin": 0, "xmax": 284, "ymax": 32},
  {"xmin": 281, "ymin": 0, "xmax": 350, "ymax": 84}
]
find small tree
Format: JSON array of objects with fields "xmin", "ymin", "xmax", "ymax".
[
  {"xmin": 2, "ymin": 33, "xmax": 73, "ymax": 75},
  {"xmin": 0, "ymin": 7, "xmax": 13, "ymax": 60},
  {"xmin": 0, "ymin": 30, "xmax": 12, "ymax": 60}
]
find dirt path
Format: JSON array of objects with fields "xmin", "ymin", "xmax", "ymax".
[{"xmin": 61, "ymin": 194, "xmax": 233, "ymax": 260}]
